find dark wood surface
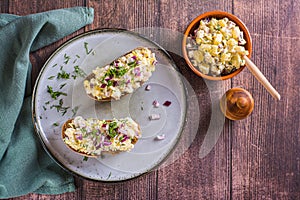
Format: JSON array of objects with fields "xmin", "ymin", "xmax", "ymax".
[{"xmin": 3, "ymin": 0, "xmax": 299, "ymax": 199}]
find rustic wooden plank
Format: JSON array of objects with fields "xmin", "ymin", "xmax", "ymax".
[
  {"xmin": 87, "ymin": 0, "xmax": 160, "ymax": 30},
  {"xmin": 232, "ymin": 0, "xmax": 300, "ymax": 199},
  {"xmin": 7, "ymin": 0, "xmax": 88, "ymax": 89},
  {"xmin": 155, "ymin": 0, "xmax": 233, "ymax": 199},
  {"xmin": 0, "ymin": 0, "xmax": 9, "ymax": 13}
]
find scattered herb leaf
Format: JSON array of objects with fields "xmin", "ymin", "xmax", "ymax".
[
  {"xmin": 72, "ymin": 106, "xmax": 79, "ymax": 117},
  {"xmin": 73, "ymin": 65, "xmax": 87, "ymax": 78},
  {"xmin": 57, "ymin": 70, "xmax": 70, "ymax": 79},
  {"xmin": 84, "ymin": 42, "xmax": 92, "ymax": 55},
  {"xmin": 107, "ymin": 172, "xmax": 112, "ymax": 180},
  {"xmin": 48, "ymin": 75, "xmax": 55, "ymax": 80},
  {"xmin": 59, "ymin": 83, "xmax": 67, "ymax": 89},
  {"xmin": 83, "ymin": 156, "xmax": 89, "ymax": 161},
  {"xmin": 50, "ymin": 99, "xmax": 70, "ymax": 116},
  {"xmin": 47, "ymin": 85, "xmax": 67, "ymax": 100},
  {"xmin": 64, "ymin": 53, "xmax": 71, "ymax": 64},
  {"xmin": 51, "ymin": 64, "xmax": 58, "ymax": 68},
  {"xmin": 53, "ymin": 122, "xmax": 59, "ymax": 126}
]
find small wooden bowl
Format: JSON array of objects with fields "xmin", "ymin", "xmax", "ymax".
[
  {"xmin": 220, "ymin": 88, "xmax": 254, "ymax": 120},
  {"xmin": 182, "ymin": 10, "xmax": 252, "ymax": 80}
]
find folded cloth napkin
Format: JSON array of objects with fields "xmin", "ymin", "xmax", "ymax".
[{"xmin": 0, "ymin": 7, "xmax": 94, "ymax": 198}]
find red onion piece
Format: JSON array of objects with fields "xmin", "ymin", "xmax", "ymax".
[
  {"xmin": 145, "ymin": 85, "xmax": 151, "ymax": 91},
  {"xmin": 152, "ymin": 100, "xmax": 160, "ymax": 108},
  {"xmin": 155, "ymin": 134, "xmax": 165, "ymax": 140},
  {"xmin": 163, "ymin": 101, "xmax": 172, "ymax": 107}
]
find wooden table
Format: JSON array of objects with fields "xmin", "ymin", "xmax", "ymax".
[{"xmin": 3, "ymin": 0, "xmax": 299, "ymax": 199}]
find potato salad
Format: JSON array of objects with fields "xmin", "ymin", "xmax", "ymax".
[{"xmin": 186, "ymin": 17, "xmax": 249, "ymax": 76}]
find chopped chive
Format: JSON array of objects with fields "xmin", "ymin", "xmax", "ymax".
[
  {"xmin": 84, "ymin": 42, "xmax": 92, "ymax": 55},
  {"xmin": 42, "ymin": 105, "xmax": 47, "ymax": 111},
  {"xmin": 57, "ymin": 70, "xmax": 70, "ymax": 79},
  {"xmin": 53, "ymin": 122, "xmax": 59, "ymax": 126},
  {"xmin": 72, "ymin": 106, "xmax": 79, "ymax": 117},
  {"xmin": 83, "ymin": 156, "xmax": 89, "ymax": 161},
  {"xmin": 59, "ymin": 83, "xmax": 67, "ymax": 89},
  {"xmin": 50, "ymin": 99, "xmax": 70, "ymax": 116},
  {"xmin": 73, "ymin": 65, "xmax": 87, "ymax": 78},
  {"xmin": 107, "ymin": 172, "xmax": 112, "ymax": 180},
  {"xmin": 39, "ymin": 116, "xmax": 43, "ymax": 119},
  {"xmin": 76, "ymin": 54, "xmax": 80, "ymax": 58},
  {"xmin": 51, "ymin": 64, "xmax": 58, "ymax": 68},
  {"xmin": 64, "ymin": 53, "xmax": 71, "ymax": 64},
  {"xmin": 45, "ymin": 101, "xmax": 50, "ymax": 105},
  {"xmin": 47, "ymin": 75, "xmax": 55, "ymax": 80},
  {"xmin": 47, "ymin": 85, "xmax": 67, "ymax": 100}
]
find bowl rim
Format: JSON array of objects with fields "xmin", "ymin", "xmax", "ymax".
[{"xmin": 182, "ymin": 10, "xmax": 252, "ymax": 81}]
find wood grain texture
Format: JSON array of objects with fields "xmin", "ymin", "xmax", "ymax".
[
  {"xmin": 3, "ymin": 0, "xmax": 300, "ymax": 199},
  {"xmin": 232, "ymin": 0, "xmax": 300, "ymax": 199}
]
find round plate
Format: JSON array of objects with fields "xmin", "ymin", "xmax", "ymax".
[{"xmin": 32, "ymin": 29, "xmax": 187, "ymax": 181}]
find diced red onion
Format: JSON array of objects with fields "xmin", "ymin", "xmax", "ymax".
[
  {"xmin": 149, "ymin": 114, "xmax": 160, "ymax": 120},
  {"xmin": 145, "ymin": 85, "xmax": 151, "ymax": 91},
  {"xmin": 152, "ymin": 100, "xmax": 160, "ymax": 108},
  {"xmin": 100, "ymin": 84, "xmax": 107, "ymax": 88},
  {"xmin": 155, "ymin": 134, "xmax": 165, "ymax": 140},
  {"xmin": 163, "ymin": 101, "xmax": 172, "ymax": 107},
  {"xmin": 103, "ymin": 141, "xmax": 112, "ymax": 146},
  {"xmin": 126, "ymin": 79, "xmax": 131, "ymax": 84},
  {"xmin": 113, "ymin": 81, "xmax": 118, "ymax": 87},
  {"xmin": 132, "ymin": 55, "xmax": 137, "ymax": 60},
  {"xmin": 133, "ymin": 67, "xmax": 140, "ymax": 75},
  {"xmin": 121, "ymin": 135, "xmax": 128, "ymax": 142},
  {"xmin": 75, "ymin": 134, "xmax": 83, "ymax": 140}
]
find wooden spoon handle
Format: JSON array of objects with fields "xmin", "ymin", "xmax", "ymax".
[{"xmin": 243, "ymin": 56, "xmax": 281, "ymax": 100}]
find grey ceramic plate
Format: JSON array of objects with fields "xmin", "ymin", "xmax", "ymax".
[{"xmin": 32, "ymin": 29, "xmax": 187, "ymax": 181}]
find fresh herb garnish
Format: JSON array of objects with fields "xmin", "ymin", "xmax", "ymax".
[
  {"xmin": 57, "ymin": 69, "xmax": 70, "ymax": 79},
  {"xmin": 47, "ymin": 85, "xmax": 67, "ymax": 100},
  {"xmin": 42, "ymin": 106, "xmax": 47, "ymax": 111},
  {"xmin": 84, "ymin": 42, "xmax": 92, "ymax": 55},
  {"xmin": 73, "ymin": 66, "xmax": 87, "ymax": 79},
  {"xmin": 107, "ymin": 172, "xmax": 112, "ymax": 180},
  {"xmin": 64, "ymin": 53, "xmax": 70, "ymax": 64},
  {"xmin": 108, "ymin": 121, "xmax": 118, "ymax": 138},
  {"xmin": 51, "ymin": 64, "xmax": 58, "ymax": 68},
  {"xmin": 50, "ymin": 99, "xmax": 70, "ymax": 116},
  {"xmin": 45, "ymin": 101, "xmax": 50, "ymax": 105},
  {"xmin": 59, "ymin": 83, "xmax": 67, "ymax": 89},
  {"xmin": 53, "ymin": 122, "xmax": 59, "ymax": 126},
  {"xmin": 83, "ymin": 156, "xmax": 89, "ymax": 161},
  {"xmin": 71, "ymin": 106, "xmax": 79, "ymax": 117},
  {"xmin": 48, "ymin": 75, "xmax": 55, "ymax": 80}
]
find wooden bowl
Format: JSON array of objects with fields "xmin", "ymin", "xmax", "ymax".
[{"xmin": 182, "ymin": 10, "xmax": 252, "ymax": 80}]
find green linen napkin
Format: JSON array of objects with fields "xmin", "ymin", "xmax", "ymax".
[{"xmin": 0, "ymin": 7, "xmax": 94, "ymax": 198}]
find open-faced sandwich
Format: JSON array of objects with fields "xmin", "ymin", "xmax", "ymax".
[
  {"xmin": 83, "ymin": 47, "xmax": 157, "ymax": 101},
  {"xmin": 62, "ymin": 116, "xmax": 141, "ymax": 157}
]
